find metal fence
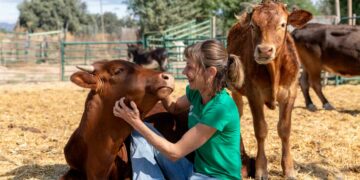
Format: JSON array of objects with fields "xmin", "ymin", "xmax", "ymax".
[
  {"xmin": 60, "ymin": 40, "xmax": 141, "ymax": 80},
  {"xmin": 0, "ymin": 16, "xmax": 358, "ymax": 84},
  {"xmin": 0, "ymin": 31, "xmax": 63, "ymax": 83}
]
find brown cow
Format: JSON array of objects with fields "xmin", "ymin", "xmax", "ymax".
[
  {"xmin": 227, "ymin": 0, "xmax": 312, "ymax": 178},
  {"xmin": 292, "ymin": 23, "xmax": 360, "ymax": 111},
  {"xmin": 61, "ymin": 60, "xmax": 177, "ymax": 179}
]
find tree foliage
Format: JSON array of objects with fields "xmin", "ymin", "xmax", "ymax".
[
  {"xmin": 95, "ymin": 12, "xmax": 139, "ymax": 34},
  {"xmin": 18, "ymin": 0, "xmax": 97, "ymax": 33},
  {"xmin": 124, "ymin": 0, "xmax": 318, "ymax": 35},
  {"xmin": 125, "ymin": 0, "xmax": 202, "ymax": 33}
]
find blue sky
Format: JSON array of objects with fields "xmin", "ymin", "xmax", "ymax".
[{"xmin": 0, "ymin": 0, "xmax": 129, "ymax": 24}]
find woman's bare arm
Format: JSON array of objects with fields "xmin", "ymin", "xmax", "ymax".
[
  {"xmin": 114, "ymin": 97, "xmax": 216, "ymax": 161},
  {"xmin": 161, "ymin": 95, "xmax": 190, "ymax": 114}
]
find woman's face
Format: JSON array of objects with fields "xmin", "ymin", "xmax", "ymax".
[{"xmin": 182, "ymin": 57, "xmax": 206, "ymax": 90}]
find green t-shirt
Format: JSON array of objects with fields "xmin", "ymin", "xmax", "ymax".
[{"xmin": 186, "ymin": 85, "xmax": 241, "ymax": 180}]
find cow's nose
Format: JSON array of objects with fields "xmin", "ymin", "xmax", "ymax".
[
  {"xmin": 257, "ymin": 45, "xmax": 274, "ymax": 56},
  {"xmin": 161, "ymin": 73, "xmax": 174, "ymax": 82}
]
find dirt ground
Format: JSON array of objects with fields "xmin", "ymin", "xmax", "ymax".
[{"xmin": 0, "ymin": 81, "xmax": 359, "ymax": 180}]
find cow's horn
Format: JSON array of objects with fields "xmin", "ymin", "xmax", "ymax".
[
  {"xmin": 76, "ymin": 65, "xmax": 94, "ymax": 73},
  {"xmin": 240, "ymin": 2, "xmax": 257, "ymax": 14}
]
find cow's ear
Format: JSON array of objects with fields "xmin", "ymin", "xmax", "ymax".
[
  {"xmin": 288, "ymin": 10, "xmax": 312, "ymax": 28},
  {"xmin": 70, "ymin": 72, "xmax": 98, "ymax": 90}
]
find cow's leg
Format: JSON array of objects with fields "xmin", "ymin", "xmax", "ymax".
[
  {"xmin": 60, "ymin": 169, "xmax": 85, "ymax": 180},
  {"xmin": 278, "ymin": 90, "xmax": 296, "ymax": 178},
  {"xmin": 109, "ymin": 144, "xmax": 131, "ymax": 180},
  {"xmin": 300, "ymin": 70, "xmax": 317, "ymax": 111},
  {"xmin": 247, "ymin": 94, "xmax": 268, "ymax": 179},
  {"xmin": 309, "ymin": 71, "xmax": 334, "ymax": 110},
  {"xmin": 232, "ymin": 91, "xmax": 255, "ymax": 178}
]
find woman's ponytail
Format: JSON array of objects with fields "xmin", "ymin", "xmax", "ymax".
[{"xmin": 226, "ymin": 54, "xmax": 244, "ymax": 90}]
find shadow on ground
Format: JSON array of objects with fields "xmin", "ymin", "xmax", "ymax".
[{"xmin": 0, "ymin": 164, "xmax": 68, "ymax": 180}]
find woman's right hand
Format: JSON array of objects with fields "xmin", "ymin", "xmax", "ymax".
[{"xmin": 113, "ymin": 97, "xmax": 142, "ymax": 127}]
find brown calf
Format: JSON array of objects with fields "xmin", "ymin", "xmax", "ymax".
[
  {"xmin": 227, "ymin": 1, "xmax": 312, "ymax": 179},
  {"xmin": 61, "ymin": 60, "xmax": 176, "ymax": 179},
  {"xmin": 292, "ymin": 23, "xmax": 360, "ymax": 111}
]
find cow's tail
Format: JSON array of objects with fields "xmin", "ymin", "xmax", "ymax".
[{"xmin": 226, "ymin": 54, "xmax": 244, "ymax": 90}]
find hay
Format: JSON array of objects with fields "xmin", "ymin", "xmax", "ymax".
[{"xmin": 0, "ymin": 81, "xmax": 359, "ymax": 179}]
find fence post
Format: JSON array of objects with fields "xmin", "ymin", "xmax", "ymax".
[
  {"xmin": 60, "ymin": 41, "xmax": 65, "ymax": 81},
  {"xmin": 348, "ymin": 0, "xmax": 352, "ymax": 25},
  {"xmin": 211, "ymin": 16, "xmax": 216, "ymax": 38},
  {"xmin": 142, "ymin": 34, "xmax": 148, "ymax": 49},
  {"xmin": 84, "ymin": 44, "xmax": 90, "ymax": 65},
  {"xmin": 353, "ymin": 14, "xmax": 357, "ymax": 25}
]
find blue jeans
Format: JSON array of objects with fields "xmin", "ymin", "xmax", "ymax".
[{"xmin": 130, "ymin": 123, "xmax": 219, "ymax": 180}]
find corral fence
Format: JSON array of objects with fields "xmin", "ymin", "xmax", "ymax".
[
  {"xmin": 61, "ymin": 18, "xmax": 225, "ymax": 80},
  {"xmin": 60, "ymin": 40, "xmax": 141, "ymax": 80},
  {"xmin": 0, "ymin": 30, "xmax": 63, "ymax": 83}
]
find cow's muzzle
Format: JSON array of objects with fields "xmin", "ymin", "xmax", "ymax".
[
  {"xmin": 254, "ymin": 44, "xmax": 276, "ymax": 64},
  {"xmin": 156, "ymin": 73, "xmax": 175, "ymax": 98}
]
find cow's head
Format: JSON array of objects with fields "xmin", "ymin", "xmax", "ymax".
[
  {"xmin": 127, "ymin": 44, "xmax": 142, "ymax": 60},
  {"xmin": 70, "ymin": 60, "xmax": 174, "ymax": 116},
  {"xmin": 239, "ymin": 0, "xmax": 312, "ymax": 64}
]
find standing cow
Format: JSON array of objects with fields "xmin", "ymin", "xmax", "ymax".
[
  {"xmin": 227, "ymin": 0, "xmax": 312, "ymax": 179},
  {"xmin": 292, "ymin": 23, "xmax": 360, "ymax": 111},
  {"xmin": 61, "ymin": 60, "xmax": 177, "ymax": 180}
]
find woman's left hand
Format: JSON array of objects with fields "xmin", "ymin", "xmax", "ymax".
[{"xmin": 113, "ymin": 97, "xmax": 141, "ymax": 126}]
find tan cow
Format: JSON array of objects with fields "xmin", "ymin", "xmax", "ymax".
[{"xmin": 227, "ymin": 0, "xmax": 312, "ymax": 178}]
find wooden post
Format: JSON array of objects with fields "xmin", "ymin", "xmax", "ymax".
[
  {"xmin": 335, "ymin": 0, "xmax": 340, "ymax": 24},
  {"xmin": 211, "ymin": 16, "xmax": 216, "ymax": 39},
  {"xmin": 353, "ymin": 13, "xmax": 356, "ymax": 25},
  {"xmin": 348, "ymin": 0, "xmax": 352, "ymax": 25}
]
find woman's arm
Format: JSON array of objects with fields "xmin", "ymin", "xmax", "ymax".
[
  {"xmin": 161, "ymin": 95, "xmax": 190, "ymax": 114},
  {"xmin": 114, "ymin": 97, "xmax": 216, "ymax": 161}
]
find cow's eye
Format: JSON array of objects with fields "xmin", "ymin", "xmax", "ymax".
[
  {"xmin": 281, "ymin": 23, "xmax": 286, "ymax": 28},
  {"xmin": 114, "ymin": 68, "xmax": 124, "ymax": 75}
]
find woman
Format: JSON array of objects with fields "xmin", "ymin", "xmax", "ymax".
[{"xmin": 113, "ymin": 40, "xmax": 244, "ymax": 180}]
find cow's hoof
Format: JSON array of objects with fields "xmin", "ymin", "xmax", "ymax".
[
  {"xmin": 284, "ymin": 170, "xmax": 297, "ymax": 180},
  {"xmin": 323, "ymin": 103, "xmax": 335, "ymax": 110},
  {"xmin": 286, "ymin": 176, "xmax": 297, "ymax": 180},
  {"xmin": 306, "ymin": 104, "xmax": 317, "ymax": 112},
  {"xmin": 255, "ymin": 170, "xmax": 268, "ymax": 180},
  {"xmin": 242, "ymin": 157, "xmax": 256, "ymax": 178},
  {"xmin": 255, "ymin": 175, "xmax": 268, "ymax": 180}
]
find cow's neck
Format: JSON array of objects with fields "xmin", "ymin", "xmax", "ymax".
[
  {"xmin": 137, "ymin": 95, "xmax": 161, "ymax": 119},
  {"xmin": 81, "ymin": 92, "xmax": 132, "ymax": 146},
  {"xmin": 265, "ymin": 38, "xmax": 288, "ymax": 106}
]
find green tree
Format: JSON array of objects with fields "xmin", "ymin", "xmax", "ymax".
[
  {"xmin": 119, "ymin": 15, "xmax": 139, "ymax": 28},
  {"xmin": 283, "ymin": 0, "xmax": 318, "ymax": 15},
  {"xmin": 125, "ymin": 0, "xmax": 318, "ymax": 36},
  {"xmin": 96, "ymin": 12, "xmax": 139, "ymax": 34},
  {"xmin": 124, "ymin": 0, "xmax": 202, "ymax": 33},
  {"xmin": 17, "ymin": 0, "xmax": 96, "ymax": 33}
]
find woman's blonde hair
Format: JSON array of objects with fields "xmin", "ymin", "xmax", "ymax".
[{"xmin": 184, "ymin": 40, "xmax": 244, "ymax": 93}]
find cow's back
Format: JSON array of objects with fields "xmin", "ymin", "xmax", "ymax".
[{"xmin": 292, "ymin": 23, "xmax": 360, "ymax": 76}]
